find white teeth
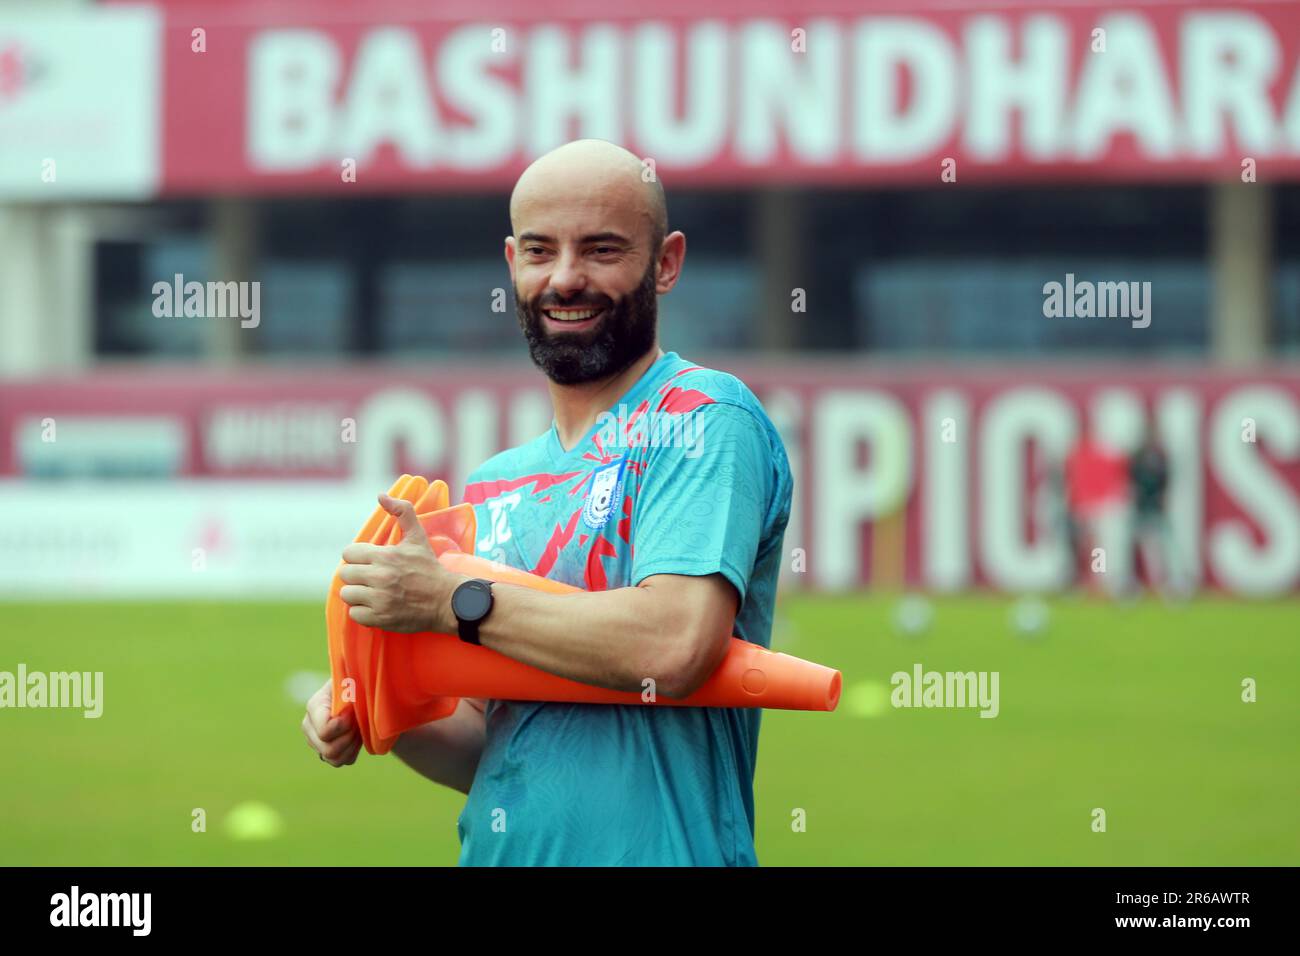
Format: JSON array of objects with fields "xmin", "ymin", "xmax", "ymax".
[{"xmin": 545, "ymin": 308, "xmax": 601, "ymax": 321}]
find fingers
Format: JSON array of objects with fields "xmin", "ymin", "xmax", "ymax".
[
  {"xmin": 303, "ymin": 682, "xmax": 360, "ymax": 766},
  {"xmin": 327, "ymin": 736, "xmax": 362, "ymax": 768},
  {"xmin": 307, "ymin": 680, "xmax": 335, "ymax": 731},
  {"xmin": 339, "ymin": 584, "xmax": 374, "ymax": 608},
  {"xmin": 341, "ymin": 542, "xmax": 382, "ymax": 565},
  {"xmin": 308, "ymin": 683, "xmax": 356, "ymax": 743},
  {"xmin": 347, "ymin": 604, "xmax": 379, "ymax": 627},
  {"xmin": 301, "ymin": 711, "xmax": 359, "ymax": 765},
  {"xmin": 379, "ymin": 493, "xmax": 432, "ymax": 551},
  {"xmin": 320, "ymin": 717, "xmax": 354, "ymax": 746},
  {"xmin": 301, "ymin": 712, "xmax": 328, "ymax": 752},
  {"xmin": 338, "ymin": 563, "xmax": 389, "ymax": 587},
  {"xmin": 318, "ymin": 706, "xmax": 355, "ymax": 744}
]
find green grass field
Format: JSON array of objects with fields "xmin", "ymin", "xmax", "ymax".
[{"xmin": 2, "ymin": 595, "xmax": 1296, "ymax": 866}]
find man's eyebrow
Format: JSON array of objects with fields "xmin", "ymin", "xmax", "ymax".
[{"xmin": 516, "ymin": 231, "xmax": 632, "ymax": 245}]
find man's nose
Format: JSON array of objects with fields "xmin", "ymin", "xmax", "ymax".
[{"xmin": 547, "ymin": 250, "xmax": 587, "ymax": 297}]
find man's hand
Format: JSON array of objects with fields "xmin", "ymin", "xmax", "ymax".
[
  {"xmin": 301, "ymin": 679, "xmax": 361, "ymax": 767},
  {"xmin": 339, "ymin": 493, "xmax": 467, "ymax": 633}
]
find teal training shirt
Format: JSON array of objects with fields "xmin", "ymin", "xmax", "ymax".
[{"xmin": 455, "ymin": 351, "xmax": 793, "ymax": 866}]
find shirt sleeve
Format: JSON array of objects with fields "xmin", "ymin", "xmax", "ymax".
[{"xmin": 629, "ymin": 402, "xmax": 774, "ymax": 605}]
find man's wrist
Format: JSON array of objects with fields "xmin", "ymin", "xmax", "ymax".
[{"xmin": 433, "ymin": 572, "xmax": 471, "ymax": 634}]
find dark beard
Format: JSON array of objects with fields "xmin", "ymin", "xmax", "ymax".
[{"xmin": 515, "ymin": 261, "xmax": 658, "ymax": 385}]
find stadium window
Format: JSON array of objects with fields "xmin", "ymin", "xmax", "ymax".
[
  {"xmin": 253, "ymin": 259, "xmax": 353, "ymax": 356},
  {"xmin": 821, "ymin": 185, "xmax": 1210, "ymax": 356},
  {"xmin": 658, "ymin": 260, "xmax": 759, "ymax": 351},
  {"xmin": 95, "ymin": 233, "xmax": 211, "ymax": 358},
  {"xmin": 1273, "ymin": 186, "xmax": 1300, "ymax": 355},
  {"xmin": 1276, "ymin": 263, "xmax": 1300, "ymax": 356},
  {"xmin": 378, "ymin": 261, "xmax": 519, "ymax": 354},
  {"xmin": 854, "ymin": 258, "xmax": 1209, "ymax": 356}
]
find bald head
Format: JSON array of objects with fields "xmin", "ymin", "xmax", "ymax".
[{"xmin": 510, "ymin": 139, "xmax": 668, "ymax": 255}]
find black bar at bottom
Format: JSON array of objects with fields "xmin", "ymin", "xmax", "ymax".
[{"xmin": 0, "ymin": 866, "xmax": 1285, "ymax": 941}]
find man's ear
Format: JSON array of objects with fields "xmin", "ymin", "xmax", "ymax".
[
  {"xmin": 504, "ymin": 236, "xmax": 516, "ymax": 282},
  {"xmin": 654, "ymin": 230, "xmax": 686, "ymax": 295}
]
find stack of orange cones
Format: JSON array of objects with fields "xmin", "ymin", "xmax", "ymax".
[{"xmin": 328, "ymin": 475, "xmax": 842, "ymax": 755}]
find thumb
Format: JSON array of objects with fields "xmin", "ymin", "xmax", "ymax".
[{"xmin": 379, "ymin": 493, "xmax": 431, "ymax": 550}]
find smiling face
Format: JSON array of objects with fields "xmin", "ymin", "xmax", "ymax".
[{"xmin": 506, "ymin": 140, "xmax": 677, "ymax": 385}]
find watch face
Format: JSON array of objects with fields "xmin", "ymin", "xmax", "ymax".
[{"xmin": 453, "ymin": 581, "xmax": 492, "ymax": 621}]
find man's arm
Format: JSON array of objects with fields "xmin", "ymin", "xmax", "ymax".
[
  {"xmin": 341, "ymin": 500, "xmax": 738, "ymax": 699},
  {"xmin": 473, "ymin": 572, "xmax": 738, "ymax": 699},
  {"xmin": 390, "ymin": 697, "xmax": 487, "ymax": 795}
]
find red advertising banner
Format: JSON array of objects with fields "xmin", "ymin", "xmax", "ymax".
[
  {"xmin": 3, "ymin": 363, "xmax": 1298, "ymax": 595},
  {"xmin": 151, "ymin": 0, "xmax": 1300, "ymax": 193}
]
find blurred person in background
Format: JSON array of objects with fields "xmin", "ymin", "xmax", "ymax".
[
  {"xmin": 1064, "ymin": 421, "xmax": 1128, "ymax": 596},
  {"xmin": 1128, "ymin": 422, "xmax": 1185, "ymax": 599}
]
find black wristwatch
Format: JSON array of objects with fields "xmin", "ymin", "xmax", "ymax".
[{"xmin": 451, "ymin": 578, "xmax": 494, "ymax": 645}]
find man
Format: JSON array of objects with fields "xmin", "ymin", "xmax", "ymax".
[
  {"xmin": 1128, "ymin": 424, "xmax": 1183, "ymax": 597},
  {"xmin": 1064, "ymin": 421, "xmax": 1127, "ymax": 596},
  {"xmin": 301, "ymin": 139, "xmax": 794, "ymax": 866}
]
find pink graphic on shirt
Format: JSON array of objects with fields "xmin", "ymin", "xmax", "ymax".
[
  {"xmin": 464, "ymin": 470, "xmax": 580, "ymax": 504},
  {"xmin": 584, "ymin": 536, "xmax": 620, "ymax": 591},
  {"xmin": 656, "ymin": 385, "xmax": 714, "ymax": 416},
  {"xmin": 532, "ymin": 508, "xmax": 583, "ymax": 577},
  {"xmin": 622, "ymin": 400, "xmax": 650, "ymax": 448},
  {"xmin": 616, "ymin": 494, "xmax": 633, "ymax": 544},
  {"xmin": 584, "ymin": 431, "xmax": 609, "ymax": 462}
]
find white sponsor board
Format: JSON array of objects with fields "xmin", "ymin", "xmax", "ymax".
[
  {"xmin": 0, "ymin": 480, "xmax": 365, "ymax": 599},
  {"xmin": 0, "ymin": 6, "xmax": 160, "ymax": 199}
]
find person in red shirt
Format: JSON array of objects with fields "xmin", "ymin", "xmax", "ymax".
[{"xmin": 1064, "ymin": 423, "xmax": 1129, "ymax": 593}]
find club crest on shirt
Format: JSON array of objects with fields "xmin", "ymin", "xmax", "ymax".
[{"xmin": 582, "ymin": 456, "xmax": 627, "ymax": 531}]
